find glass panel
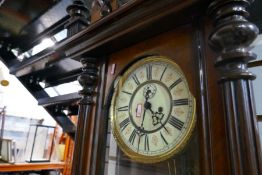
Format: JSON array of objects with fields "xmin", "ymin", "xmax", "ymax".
[
  {"xmin": 259, "ymin": 122, "xmax": 262, "ymax": 150},
  {"xmin": 249, "ymin": 33, "xmax": 262, "ymax": 151},
  {"xmin": 249, "ymin": 67, "xmax": 262, "ymax": 115},
  {"xmin": 45, "ymin": 127, "xmax": 55, "ymax": 159},
  {"xmin": 25, "ymin": 125, "xmax": 54, "ymax": 162},
  {"xmin": 24, "ymin": 125, "xmax": 36, "ymax": 161},
  {"xmin": 104, "ymin": 118, "xmax": 200, "ymax": 175},
  {"xmin": 252, "ymin": 35, "xmax": 262, "ymax": 61},
  {"xmin": 31, "ymin": 126, "xmax": 49, "ymax": 160}
]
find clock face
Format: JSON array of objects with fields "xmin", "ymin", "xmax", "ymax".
[{"xmin": 111, "ymin": 56, "xmax": 196, "ymax": 163}]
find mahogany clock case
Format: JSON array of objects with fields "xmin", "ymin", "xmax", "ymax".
[{"xmin": 102, "ymin": 23, "xmax": 229, "ymax": 175}]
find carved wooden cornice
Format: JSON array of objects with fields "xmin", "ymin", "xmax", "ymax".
[{"xmin": 10, "ymin": 0, "xmax": 206, "ymax": 77}]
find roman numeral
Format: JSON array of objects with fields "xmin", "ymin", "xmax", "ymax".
[
  {"xmin": 146, "ymin": 65, "xmax": 152, "ymax": 80},
  {"xmin": 160, "ymin": 66, "xmax": 167, "ymax": 81},
  {"xmin": 160, "ymin": 132, "xmax": 168, "ymax": 145},
  {"xmin": 132, "ymin": 74, "xmax": 140, "ymax": 86},
  {"xmin": 117, "ymin": 106, "xmax": 129, "ymax": 111},
  {"xmin": 119, "ymin": 118, "xmax": 130, "ymax": 131},
  {"xmin": 173, "ymin": 98, "xmax": 189, "ymax": 106},
  {"xmin": 129, "ymin": 129, "xmax": 137, "ymax": 145},
  {"xmin": 168, "ymin": 115, "xmax": 184, "ymax": 130},
  {"xmin": 122, "ymin": 91, "xmax": 132, "ymax": 95},
  {"xmin": 169, "ymin": 78, "xmax": 182, "ymax": 90},
  {"xmin": 144, "ymin": 134, "xmax": 150, "ymax": 151}
]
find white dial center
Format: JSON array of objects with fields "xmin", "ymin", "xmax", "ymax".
[{"xmin": 129, "ymin": 81, "xmax": 172, "ymax": 133}]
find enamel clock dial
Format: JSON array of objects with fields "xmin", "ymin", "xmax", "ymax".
[{"xmin": 111, "ymin": 56, "xmax": 196, "ymax": 163}]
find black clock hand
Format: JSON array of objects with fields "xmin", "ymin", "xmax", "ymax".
[
  {"xmin": 137, "ymin": 134, "xmax": 141, "ymax": 151},
  {"xmin": 137, "ymin": 132, "xmax": 144, "ymax": 152},
  {"xmin": 148, "ymin": 105, "xmax": 170, "ymax": 134},
  {"xmin": 160, "ymin": 119, "xmax": 169, "ymax": 134},
  {"xmin": 141, "ymin": 89, "xmax": 151, "ymax": 128},
  {"xmin": 141, "ymin": 107, "xmax": 146, "ymax": 128}
]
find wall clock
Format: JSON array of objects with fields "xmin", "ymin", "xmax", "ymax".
[{"xmin": 110, "ymin": 55, "xmax": 196, "ymax": 163}]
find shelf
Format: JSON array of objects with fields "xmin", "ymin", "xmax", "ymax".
[{"xmin": 0, "ymin": 162, "xmax": 65, "ymax": 172}]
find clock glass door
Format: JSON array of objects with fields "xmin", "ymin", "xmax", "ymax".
[
  {"xmin": 103, "ymin": 56, "xmax": 200, "ymax": 175},
  {"xmin": 103, "ymin": 117, "xmax": 200, "ymax": 175}
]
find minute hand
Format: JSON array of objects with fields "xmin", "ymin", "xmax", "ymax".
[
  {"xmin": 141, "ymin": 107, "xmax": 146, "ymax": 128},
  {"xmin": 141, "ymin": 90, "xmax": 150, "ymax": 128}
]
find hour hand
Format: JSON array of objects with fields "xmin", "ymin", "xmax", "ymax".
[{"xmin": 140, "ymin": 105, "xmax": 146, "ymax": 128}]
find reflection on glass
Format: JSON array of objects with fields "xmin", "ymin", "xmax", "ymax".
[
  {"xmin": 104, "ymin": 118, "xmax": 199, "ymax": 175},
  {"xmin": 24, "ymin": 125, "xmax": 55, "ymax": 162},
  {"xmin": 249, "ymin": 67, "xmax": 262, "ymax": 115},
  {"xmin": 249, "ymin": 34, "xmax": 262, "ymax": 150}
]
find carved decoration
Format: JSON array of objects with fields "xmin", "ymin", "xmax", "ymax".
[
  {"xmin": 65, "ymin": 0, "xmax": 90, "ymax": 37},
  {"xmin": 71, "ymin": 58, "xmax": 98, "ymax": 175},
  {"xmin": 208, "ymin": 0, "xmax": 262, "ymax": 174},
  {"xmin": 65, "ymin": 1, "xmax": 99, "ymax": 174},
  {"xmin": 95, "ymin": 0, "xmax": 112, "ymax": 17},
  {"xmin": 78, "ymin": 58, "xmax": 98, "ymax": 106}
]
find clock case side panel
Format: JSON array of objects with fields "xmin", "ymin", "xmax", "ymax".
[
  {"xmin": 192, "ymin": 18, "xmax": 230, "ymax": 175},
  {"xmin": 100, "ymin": 20, "xmax": 230, "ymax": 175}
]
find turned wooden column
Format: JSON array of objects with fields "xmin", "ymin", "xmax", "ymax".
[
  {"xmin": 208, "ymin": 1, "xmax": 262, "ymax": 174},
  {"xmin": 72, "ymin": 58, "xmax": 98, "ymax": 175},
  {"xmin": 65, "ymin": 1, "xmax": 99, "ymax": 174}
]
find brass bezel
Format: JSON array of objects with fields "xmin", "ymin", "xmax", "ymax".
[{"xmin": 110, "ymin": 55, "xmax": 196, "ymax": 164}]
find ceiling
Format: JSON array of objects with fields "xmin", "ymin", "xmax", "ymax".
[
  {"xmin": 0, "ymin": 0, "xmax": 261, "ymax": 40},
  {"xmin": 0, "ymin": 0, "xmax": 58, "ymax": 37}
]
